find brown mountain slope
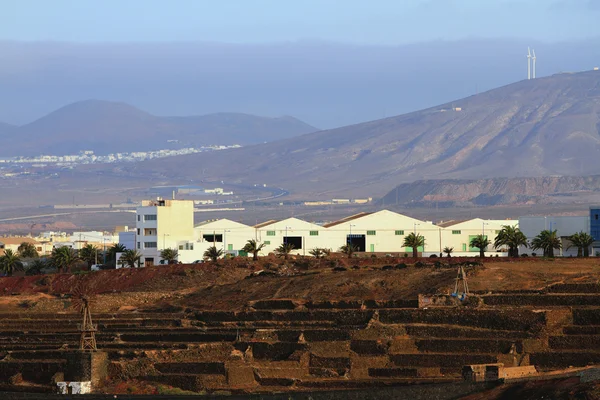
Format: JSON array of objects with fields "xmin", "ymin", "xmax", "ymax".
[
  {"xmin": 135, "ymin": 70, "xmax": 600, "ymax": 198},
  {"xmin": 378, "ymin": 176, "xmax": 600, "ymax": 207},
  {"xmin": 2, "ymin": 100, "xmax": 317, "ymax": 156}
]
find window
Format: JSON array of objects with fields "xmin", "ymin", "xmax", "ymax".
[
  {"xmin": 310, "ymin": 231, "xmax": 319, "ymax": 236},
  {"xmin": 462, "ymin": 243, "xmax": 467, "ymax": 251},
  {"xmin": 452, "ymin": 230, "xmax": 461, "ymax": 235},
  {"xmin": 144, "ymin": 242, "xmax": 157, "ymax": 248},
  {"xmin": 266, "ymin": 231, "xmax": 275, "ymax": 236},
  {"xmin": 367, "ymin": 230, "xmax": 376, "ymax": 236},
  {"xmin": 137, "ymin": 242, "xmax": 140, "ymax": 249},
  {"xmin": 596, "ymin": 214, "xmax": 599, "ymax": 220},
  {"xmin": 203, "ymin": 234, "xmax": 223, "ymax": 243},
  {"xmin": 137, "ymin": 228, "xmax": 140, "ymax": 235},
  {"xmin": 264, "ymin": 241, "xmax": 271, "ymax": 245},
  {"xmin": 179, "ymin": 245, "xmax": 184, "ymax": 250},
  {"xmin": 395, "ymin": 230, "xmax": 404, "ymax": 235},
  {"xmin": 284, "ymin": 236, "xmax": 303, "ymax": 249},
  {"xmin": 184, "ymin": 243, "xmax": 194, "ymax": 250},
  {"xmin": 228, "ymin": 244, "xmax": 233, "ymax": 251},
  {"xmin": 144, "ymin": 214, "xmax": 157, "ymax": 221},
  {"xmin": 137, "ymin": 215, "xmax": 140, "ymax": 221}
]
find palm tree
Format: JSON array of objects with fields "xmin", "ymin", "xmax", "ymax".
[
  {"xmin": 470, "ymin": 234, "xmax": 491, "ymax": 258},
  {"xmin": 17, "ymin": 242, "xmax": 38, "ymax": 258},
  {"xmin": 203, "ymin": 246, "xmax": 223, "ymax": 262},
  {"xmin": 309, "ymin": 248, "xmax": 330, "ymax": 259},
  {"xmin": 160, "ymin": 248, "xmax": 179, "ymax": 264},
  {"xmin": 51, "ymin": 246, "xmax": 81, "ymax": 273},
  {"xmin": 531, "ymin": 230, "xmax": 562, "ymax": 258},
  {"xmin": 494, "ymin": 225, "xmax": 528, "ymax": 257},
  {"xmin": 403, "ymin": 233, "xmax": 425, "ymax": 258},
  {"xmin": 119, "ymin": 249, "xmax": 142, "ymax": 268},
  {"xmin": 79, "ymin": 244, "xmax": 98, "ymax": 267},
  {"xmin": 26, "ymin": 259, "xmax": 47, "ymax": 276},
  {"xmin": 443, "ymin": 246, "xmax": 454, "ymax": 258},
  {"xmin": 276, "ymin": 243, "xmax": 295, "ymax": 260},
  {"xmin": 0, "ymin": 249, "xmax": 23, "ymax": 276},
  {"xmin": 242, "ymin": 239, "xmax": 266, "ymax": 261},
  {"xmin": 106, "ymin": 243, "xmax": 127, "ymax": 264},
  {"xmin": 567, "ymin": 232, "xmax": 594, "ymax": 257},
  {"xmin": 339, "ymin": 243, "xmax": 358, "ymax": 259}
]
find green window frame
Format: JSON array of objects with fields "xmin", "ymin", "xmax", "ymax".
[
  {"xmin": 367, "ymin": 230, "xmax": 376, "ymax": 236},
  {"xmin": 228, "ymin": 244, "xmax": 233, "ymax": 251},
  {"xmin": 452, "ymin": 230, "xmax": 461, "ymax": 235},
  {"xmin": 266, "ymin": 231, "xmax": 275, "ymax": 236},
  {"xmin": 462, "ymin": 243, "xmax": 467, "ymax": 251},
  {"xmin": 264, "ymin": 241, "xmax": 271, "ymax": 245},
  {"xmin": 395, "ymin": 230, "xmax": 404, "ymax": 235},
  {"xmin": 310, "ymin": 231, "xmax": 319, "ymax": 236}
]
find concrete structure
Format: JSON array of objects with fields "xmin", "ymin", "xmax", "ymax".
[
  {"xmin": 136, "ymin": 199, "xmax": 195, "ymax": 265},
  {"xmin": 0, "ymin": 237, "xmax": 51, "ymax": 256},
  {"xmin": 133, "ymin": 206, "xmax": 522, "ymax": 261},
  {"xmin": 437, "ymin": 218, "xmax": 516, "ymax": 256},
  {"xmin": 56, "ymin": 381, "xmax": 91, "ymax": 394},
  {"xmin": 194, "ymin": 218, "xmax": 254, "ymax": 257}
]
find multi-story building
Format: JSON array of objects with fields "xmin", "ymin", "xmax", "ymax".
[{"xmin": 136, "ymin": 199, "xmax": 196, "ymax": 266}]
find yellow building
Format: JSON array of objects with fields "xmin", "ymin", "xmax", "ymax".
[{"xmin": 136, "ymin": 199, "xmax": 195, "ymax": 266}]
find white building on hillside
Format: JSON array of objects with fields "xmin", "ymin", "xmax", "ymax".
[
  {"xmin": 194, "ymin": 219, "xmax": 255, "ymax": 256},
  {"xmin": 254, "ymin": 217, "xmax": 329, "ymax": 256},
  {"xmin": 436, "ymin": 218, "xmax": 517, "ymax": 256},
  {"xmin": 323, "ymin": 210, "xmax": 437, "ymax": 255}
]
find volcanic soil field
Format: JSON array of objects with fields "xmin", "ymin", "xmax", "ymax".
[{"xmin": 3, "ymin": 256, "xmax": 600, "ymax": 398}]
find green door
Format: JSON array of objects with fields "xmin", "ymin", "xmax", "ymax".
[{"xmin": 370, "ymin": 244, "xmax": 375, "ymax": 253}]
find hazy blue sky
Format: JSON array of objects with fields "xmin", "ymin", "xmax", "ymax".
[{"xmin": 2, "ymin": 0, "xmax": 600, "ymax": 44}]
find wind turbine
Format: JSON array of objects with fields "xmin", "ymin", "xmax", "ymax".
[
  {"xmin": 532, "ymin": 49, "xmax": 536, "ymax": 79},
  {"xmin": 527, "ymin": 47, "xmax": 531, "ymax": 80}
]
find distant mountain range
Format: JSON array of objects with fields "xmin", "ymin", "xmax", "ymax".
[
  {"xmin": 0, "ymin": 100, "xmax": 317, "ymax": 156},
  {"xmin": 133, "ymin": 70, "xmax": 600, "ymax": 199}
]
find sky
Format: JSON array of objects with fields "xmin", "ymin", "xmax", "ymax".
[{"xmin": 2, "ymin": 0, "xmax": 600, "ymax": 44}]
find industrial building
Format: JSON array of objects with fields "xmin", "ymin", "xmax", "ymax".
[{"xmin": 134, "ymin": 200, "xmax": 521, "ymax": 264}]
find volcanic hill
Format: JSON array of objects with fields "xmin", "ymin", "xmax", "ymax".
[
  {"xmin": 1, "ymin": 100, "xmax": 317, "ymax": 156},
  {"xmin": 133, "ymin": 70, "xmax": 600, "ymax": 199}
]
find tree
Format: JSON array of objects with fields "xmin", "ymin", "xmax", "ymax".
[
  {"xmin": 203, "ymin": 246, "xmax": 223, "ymax": 262},
  {"xmin": 276, "ymin": 243, "xmax": 295, "ymax": 260},
  {"xmin": 339, "ymin": 243, "xmax": 358, "ymax": 259},
  {"xmin": 443, "ymin": 246, "xmax": 454, "ymax": 258},
  {"xmin": 51, "ymin": 246, "xmax": 81, "ymax": 273},
  {"xmin": 309, "ymin": 248, "xmax": 330, "ymax": 259},
  {"xmin": 106, "ymin": 243, "xmax": 127, "ymax": 264},
  {"xmin": 26, "ymin": 259, "xmax": 47, "ymax": 276},
  {"xmin": 17, "ymin": 242, "xmax": 38, "ymax": 258},
  {"xmin": 160, "ymin": 248, "xmax": 179, "ymax": 264},
  {"xmin": 470, "ymin": 235, "xmax": 491, "ymax": 258},
  {"xmin": 0, "ymin": 249, "xmax": 23, "ymax": 276},
  {"xmin": 242, "ymin": 239, "xmax": 266, "ymax": 261},
  {"xmin": 79, "ymin": 244, "xmax": 98, "ymax": 267},
  {"xmin": 567, "ymin": 232, "xmax": 594, "ymax": 257},
  {"xmin": 119, "ymin": 249, "xmax": 142, "ymax": 268},
  {"xmin": 403, "ymin": 233, "xmax": 425, "ymax": 258},
  {"xmin": 531, "ymin": 230, "xmax": 562, "ymax": 258},
  {"xmin": 494, "ymin": 225, "xmax": 528, "ymax": 257}
]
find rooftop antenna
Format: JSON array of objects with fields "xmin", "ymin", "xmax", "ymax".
[
  {"xmin": 532, "ymin": 49, "xmax": 536, "ymax": 79},
  {"xmin": 527, "ymin": 47, "xmax": 532, "ymax": 80}
]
